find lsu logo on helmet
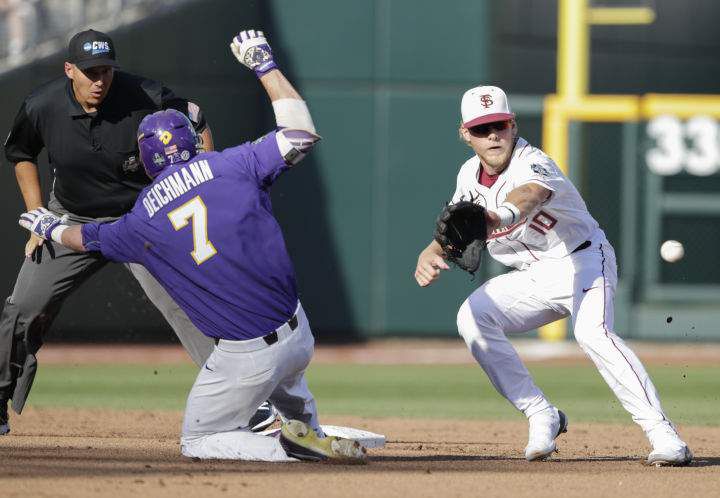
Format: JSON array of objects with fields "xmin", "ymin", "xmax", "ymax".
[{"xmin": 159, "ymin": 131, "xmax": 174, "ymax": 145}]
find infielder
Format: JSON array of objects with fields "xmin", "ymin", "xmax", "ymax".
[
  {"xmin": 415, "ymin": 85, "xmax": 692, "ymax": 466},
  {"xmin": 16, "ymin": 30, "xmax": 365, "ymax": 462}
]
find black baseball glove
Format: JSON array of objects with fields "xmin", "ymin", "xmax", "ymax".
[{"xmin": 433, "ymin": 199, "xmax": 488, "ymax": 275}]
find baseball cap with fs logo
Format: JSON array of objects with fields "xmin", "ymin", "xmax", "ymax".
[
  {"xmin": 67, "ymin": 29, "xmax": 119, "ymax": 69},
  {"xmin": 461, "ymin": 86, "xmax": 515, "ymax": 128}
]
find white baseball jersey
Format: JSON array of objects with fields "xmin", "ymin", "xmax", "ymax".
[{"xmin": 451, "ymin": 137, "xmax": 599, "ymax": 270}]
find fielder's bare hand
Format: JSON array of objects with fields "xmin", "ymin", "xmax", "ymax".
[
  {"xmin": 415, "ymin": 240, "xmax": 450, "ymax": 287},
  {"xmin": 485, "ymin": 209, "xmax": 500, "ymax": 238}
]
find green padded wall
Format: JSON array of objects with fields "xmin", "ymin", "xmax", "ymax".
[{"xmin": 268, "ymin": 0, "xmax": 492, "ymax": 335}]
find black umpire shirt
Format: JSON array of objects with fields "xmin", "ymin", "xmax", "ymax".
[{"xmin": 3, "ymin": 71, "xmax": 206, "ymax": 218}]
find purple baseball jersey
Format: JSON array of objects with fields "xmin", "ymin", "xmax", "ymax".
[{"xmin": 81, "ymin": 131, "xmax": 298, "ymax": 340}]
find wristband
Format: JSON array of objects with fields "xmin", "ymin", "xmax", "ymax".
[
  {"xmin": 254, "ymin": 58, "xmax": 278, "ymax": 79},
  {"xmin": 50, "ymin": 225, "xmax": 68, "ymax": 244},
  {"xmin": 496, "ymin": 202, "xmax": 521, "ymax": 228}
]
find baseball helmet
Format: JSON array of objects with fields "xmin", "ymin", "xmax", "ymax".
[{"xmin": 137, "ymin": 109, "xmax": 200, "ymax": 178}]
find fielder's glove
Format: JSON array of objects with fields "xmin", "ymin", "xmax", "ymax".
[
  {"xmin": 19, "ymin": 208, "xmax": 69, "ymax": 243},
  {"xmin": 230, "ymin": 29, "xmax": 277, "ymax": 78},
  {"xmin": 433, "ymin": 199, "xmax": 487, "ymax": 275}
]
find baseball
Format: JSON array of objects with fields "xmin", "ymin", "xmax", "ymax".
[{"xmin": 660, "ymin": 240, "xmax": 684, "ymax": 263}]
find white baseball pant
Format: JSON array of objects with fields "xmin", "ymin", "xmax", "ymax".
[
  {"xmin": 126, "ymin": 263, "xmax": 214, "ymax": 367},
  {"xmin": 457, "ymin": 231, "xmax": 671, "ymax": 433},
  {"xmin": 180, "ymin": 302, "xmax": 320, "ymax": 461}
]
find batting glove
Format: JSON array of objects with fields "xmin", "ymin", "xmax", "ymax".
[
  {"xmin": 19, "ymin": 208, "xmax": 69, "ymax": 244},
  {"xmin": 230, "ymin": 29, "xmax": 278, "ymax": 78}
]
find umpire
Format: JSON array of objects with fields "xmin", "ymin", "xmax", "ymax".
[{"xmin": 0, "ymin": 29, "xmax": 216, "ymax": 433}]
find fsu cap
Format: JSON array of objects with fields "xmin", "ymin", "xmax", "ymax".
[
  {"xmin": 461, "ymin": 86, "xmax": 515, "ymax": 128},
  {"xmin": 67, "ymin": 29, "xmax": 119, "ymax": 69}
]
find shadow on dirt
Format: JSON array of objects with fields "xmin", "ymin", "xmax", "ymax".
[
  {"xmin": 4, "ymin": 444, "xmax": 717, "ymax": 479},
  {"xmin": 686, "ymin": 457, "xmax": 720, "ymax": 468}
]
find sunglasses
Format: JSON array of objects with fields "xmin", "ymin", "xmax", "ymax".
[{"xmin": 467, "ymin": 120, "xmax": 511, "ymax": 136}]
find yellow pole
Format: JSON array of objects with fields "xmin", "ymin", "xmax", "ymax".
[
  {"xmin": 542, "ymin": 96, "xmax": 568, "ymax": 172},
  {"xmin": 588, "ymin": 7, "xmax": 656, "ymax": 25},
  {"xmin": 538, "ymin": 99, "xmax": 568, "ymax": 342},
  {"xmin": 557, "ymin": 0, "xmax": 590, "ymax": 100},
  {"xmin": 642, "ymin": 94, "xmax": 720, "ymax": 118},
  {"xmin": 541, "ymin": 1, "xmax": 655, "ymax": 342},
  {"xmin": 539, "ymin": 0, "xmax": 590, "ymax": 341}
]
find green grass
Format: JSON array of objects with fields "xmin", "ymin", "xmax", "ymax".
[{"xmin": 27, "ymin": 363, "xmax": 720, "ymax": 426}]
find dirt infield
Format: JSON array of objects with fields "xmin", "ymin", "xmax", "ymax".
[
  {"xmin": 2, "ymin": 341, "xmax": 718, "ymax": 497},
  {"xmin": 2, "ymin": 407, "xmax": 719, "ymax": 498}
]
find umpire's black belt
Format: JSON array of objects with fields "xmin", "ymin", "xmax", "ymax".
[{"xmin": 214, "ymin": 313, "xmax": 299, "ymax": 347}]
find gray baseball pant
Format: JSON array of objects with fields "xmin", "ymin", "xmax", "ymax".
[{"xmin": 0, "ymin": 240, "xmax": 213, "ymax": 414}]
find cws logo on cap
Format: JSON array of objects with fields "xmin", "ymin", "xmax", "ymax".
[
  {"xmin": 461, "ymin": 85, "xmax": 515, "ymax": 128},
  {"xmin": 82, "ymin": 40, "xmax": 111, "ymax": 55},
  {"xmin": 68, "ymin": 29, "xmax": 119, "ymax": 70}
]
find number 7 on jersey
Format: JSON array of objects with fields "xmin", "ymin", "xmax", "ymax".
[{"xmin": 167, "ymin": 196, "xmax": 217, "ymax": 265}]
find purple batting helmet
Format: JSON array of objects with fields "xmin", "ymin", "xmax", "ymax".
[{"xmin": 137, "ymin": 109, "xmax": 200, "ymax": 178}]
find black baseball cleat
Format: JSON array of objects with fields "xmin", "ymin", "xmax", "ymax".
[
  {"xmin": 0, "ymin": 399, "xmax": 9, "ymax": 435},
  {"xmin": 249, "ymin": 401, "xmax": 278, "ymax": 432}
]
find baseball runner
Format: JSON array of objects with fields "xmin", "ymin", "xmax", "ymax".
[
  {"xmin": 415, "ymin": 85, "xmax": 692, "ymax": 466},
  {"xmin": 0, "ymin": 28, "xmax": 275, "ymax": 436},
  {"xmin": 16, "ymin": 29, "xmax": 365, "ymax": 462}
]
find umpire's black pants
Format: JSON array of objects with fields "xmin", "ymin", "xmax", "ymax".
[{"xmin": 0, "ymin": 207, "xmax": 213, "ymax": 413}]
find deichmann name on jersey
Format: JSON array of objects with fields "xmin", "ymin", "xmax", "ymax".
[{"xmin": 142, "ymin": 160, "xmax": 214, "ymax": 218}]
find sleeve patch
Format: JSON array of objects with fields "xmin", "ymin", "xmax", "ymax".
[{"xmin": 530, "ymin": 163, "xmax": 553, "ymax": 177}]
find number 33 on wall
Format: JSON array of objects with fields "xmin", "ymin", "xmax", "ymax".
[
  {"xmin": 646, "ymin": 116, "xmax": 720, "ymax": 176},
  {"xmin": 167, "ymin": 196, "xmax": 218, "ymax": 265}
]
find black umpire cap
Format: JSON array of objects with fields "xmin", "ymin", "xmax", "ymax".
[{"xmin": 67, "ymin": 29, "xmax": 120, "ymax": 69}]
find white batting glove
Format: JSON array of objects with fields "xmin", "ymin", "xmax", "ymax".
[
  {"xmin": 19, "ymin": 208, "xmax": 69, "ymax": 244},
  {"xmin": 230, "ymin": 29, "xmax": 278, "ymax": 78}
]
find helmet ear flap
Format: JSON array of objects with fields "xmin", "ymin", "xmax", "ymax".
[{"xmin": 139, "ymin": 133, "xmax": 168, "ymax": 179}]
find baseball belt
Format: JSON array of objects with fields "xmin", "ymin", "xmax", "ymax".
[{"xmin": 213, "ymin": 313, "xmax": 299, "ymax": 346}]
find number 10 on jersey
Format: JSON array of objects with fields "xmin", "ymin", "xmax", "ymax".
[{"xmin": 168, "ymin": 196, "xmax": 217, "ymax": 265}]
